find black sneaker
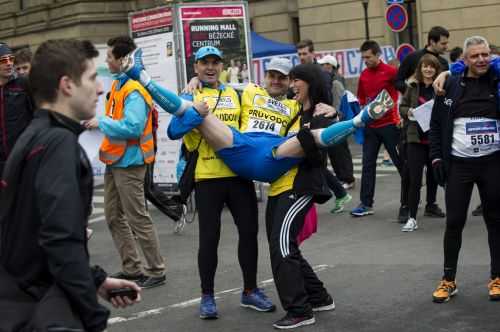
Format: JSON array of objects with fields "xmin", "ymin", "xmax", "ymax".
[
  {"xmin": 110, "ymin": 271, "xmax": 144, "ymax": 281},
  {"xmin": 137, "ymin": 275, "xmax": 166, "ymax": 289},
  {"xmin": 472, "ymin": 204, "xmax": 483, "ymax": 216},
  {"xmin": 273, "ymin": 313, "xmax": 315, "ymax": 329},
  {"xmin": 424, "ymin": 204, "xmax": 446, "ymax": 218},
  {"xmin": 397, "ymin": 205, "xmax": 409, "ymax": 223},
  {"xmin": 311, "ymin": 294, "xmax": 335, "ymax": 312}
]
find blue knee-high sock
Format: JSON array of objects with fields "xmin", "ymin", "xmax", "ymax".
[
  {"xmin": 143, "ymin": 80, "xmax": 192, "ymax": 116},
  {"xmin": 319, "ymin": 101, "xmax": 378, "ymax": 146},
  {"xmin": 318, "ymin": 120, "xmax": 356, "ymax": 146},
  {"xmin": 355, "ymin": 106, "xmax": 372, "ymax": 125}
]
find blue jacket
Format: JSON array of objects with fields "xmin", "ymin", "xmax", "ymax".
[
  {"xmin": 339, "ymin": 91, "xmax": 363, "ymax": 144},
  {"xmin": 98, "ymin": 74, "xmax": 149, "ymax": 168},
  {"xmin": 167, "ymin": 93, "xmax": 204, "ymax": 140}
]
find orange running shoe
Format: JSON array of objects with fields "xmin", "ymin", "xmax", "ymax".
[
  {"xmin": 488, "ymin": 277, "xmax": 500, "ymax": 301},
  {"xmin": 432, "ymin": 279, "xmax": 458, "ymax": 303}
]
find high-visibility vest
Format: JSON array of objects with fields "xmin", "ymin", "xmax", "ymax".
[{"xmin": 99, "ymin": 79, "xmax": 155, "ymax": 165}]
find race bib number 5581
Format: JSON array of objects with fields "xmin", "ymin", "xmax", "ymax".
[{"xmin": 452, "ymin": 117, "xmax": 500, "ymax": 157}]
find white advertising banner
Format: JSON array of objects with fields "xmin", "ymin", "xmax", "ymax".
[
  {"xmin": 252, "ymin": 46, "xmax": 396, "ymax": 86},
  {"xmin": 130, "ymin": 6, "xmax": 180, "ymax": 191}
]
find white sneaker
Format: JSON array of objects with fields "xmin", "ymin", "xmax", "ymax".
[
  {"xmin": 342, "ymin": 181, "xmax": 355, "ymax": 190},
  {"xmin": 402, "ymin": 218, "xmax": 418, "ymax": 232},
  {"xmin": 86, "ymin": 228, "xmax": 94, "ymax": 239}
]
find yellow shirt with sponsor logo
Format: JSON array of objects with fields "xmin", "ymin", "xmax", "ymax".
[
  {"xmin": 183, "ymin": 86, "xmax": 240, "ymax": 181},
  {"xmin": 268, "ymin": 119, "xmax": 301, "ymax": 197},
  {"xmin": 240, "ymin": 84, "xmax": 300, "ymax": 137},
  {"xmin": 239, "ymin": 84, "xmax": 302, "ymax": 196}
]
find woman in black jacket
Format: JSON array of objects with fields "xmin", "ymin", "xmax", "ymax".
[
  {"xmin": 266, "ymin": 63, "xmax": 337, "ymax": 329},
  {"xmin": 399, "ymin": 54, "xmax": 444, "ymax": 232}
]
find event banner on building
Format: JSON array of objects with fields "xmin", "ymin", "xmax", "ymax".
[
  {"xmin": 129, "ymin": 6, "xmax": 180, "ymax": 190},
  {"xmin": 252, "ymin": 46, "xmax": 396, "ymax": 85},
  {"xmin": 177, "ymin": 2, "xmax": 252, "ymax": 87}
]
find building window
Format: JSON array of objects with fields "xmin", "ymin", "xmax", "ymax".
[{"xmin": 291, "ymin": 16, "xmax": 300, "ymax": 44}]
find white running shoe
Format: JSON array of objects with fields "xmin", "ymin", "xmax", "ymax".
[{"xmin": 402, "ymin": 218, "xmax": 418, "ymax": 232}]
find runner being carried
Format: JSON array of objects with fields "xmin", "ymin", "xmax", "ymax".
[{"xmin": 120, "ymin": 47, "xmax": 394, "ymax": 183}]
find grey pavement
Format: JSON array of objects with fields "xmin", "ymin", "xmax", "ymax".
[{"xmin": 89, "ymin": 144, "xmax": 496, "ymax": 332}]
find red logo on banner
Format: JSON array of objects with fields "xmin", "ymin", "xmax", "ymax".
[
  {"xmin": 131, "ymin": 8, "xmax": 172, "ymax": 33},
  {"xmin": 181, "ymin": 6, "xmax": 243, "ymax": 19}
]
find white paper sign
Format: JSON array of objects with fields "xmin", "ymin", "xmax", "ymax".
[{"xmin": 412, "ymin": 99, "xmax": 434, "ymax": 132}]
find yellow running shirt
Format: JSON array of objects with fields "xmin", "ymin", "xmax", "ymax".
[
  {"xmin": 239, "ymin": 83, "xmax": 301, "ymax": 196},
  {"xmin": 183, "ymin": 86, "xmax": 241, "ymax": 181}
]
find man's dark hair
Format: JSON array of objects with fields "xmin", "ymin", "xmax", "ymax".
[
  {"xmin": 30, "ymin": 39, "xmax": 99, "ymax": 105},
  {"xmin": 427, "ymin": 26, "xmax": 449, "ymax": 44},
  {"xmin": 296, "ymin": 39, "xmax": 314, "ymax": 52},
  {"xmin": 107, "ymin": 36, "xmax": 136, "ymax": 59},
  {"xmin": 360, "ymin": 40, "xmax": 381, "ymax": 55},
  {"xmin": 13, "ymin": 48, "xmax": 32, "ymax": 65},
  {"xmin": 449, "ymin": 46, "xmax": 463, "ymax": 63}
]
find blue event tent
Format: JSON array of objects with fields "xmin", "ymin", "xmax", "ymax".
[{"xmin": 251, "ymin": 31, "xmax": 296, "ymax": 58}]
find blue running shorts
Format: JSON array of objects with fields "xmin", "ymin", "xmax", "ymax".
[{"xmin": 217, "ymin": 128, "xmax": 302, "ymax": 183}]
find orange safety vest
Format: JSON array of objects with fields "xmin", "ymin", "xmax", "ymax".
[{"xmin": 99, "ymin": 79, "xmax": 155, "ymax": 165}]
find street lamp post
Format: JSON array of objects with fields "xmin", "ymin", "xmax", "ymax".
[{"xmin": 362, "ymin": 0, "xmax": 370, "ymax": 40}]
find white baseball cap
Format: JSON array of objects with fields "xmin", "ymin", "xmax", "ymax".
[
  {"xmin": 266, "ymin": 57, "xmax": 293, "ymax": 75},
  {"xmin": 318, "ymin": 55, "xmax": 338, "ymax": 68}
]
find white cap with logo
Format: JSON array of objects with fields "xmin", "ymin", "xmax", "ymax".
[
  {"xmin": 266, "ymin": 57, "xmax": 293, "ymax": 75},
  {"xmin": 318, "ymin": 55, "xmax": 338, "ymax": 68}
]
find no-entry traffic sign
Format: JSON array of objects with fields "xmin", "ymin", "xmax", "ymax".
[
  {"xmin": 385, "ymin": 4, "xmax": 408, "ymax": 32},
  {"xmin": 396, "ymin": 43, "xmax": 416, "ymax": 62}
]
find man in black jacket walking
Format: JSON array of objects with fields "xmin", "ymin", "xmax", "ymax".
[
  {"xmin": 0, "ymin": 39, "xmax": 141, "ymax": 332},
  {"xmin": 429, "ymin": 36, "xmax": 500, "ymax": 303},
  {"xmin": 0, "ymin": 42, "xmax": 34, "ymax": 176}
]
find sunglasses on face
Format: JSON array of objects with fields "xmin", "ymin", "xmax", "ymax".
[{"xmin": 0, "ymin": 56, "xmax": 15, "ymax": 65}]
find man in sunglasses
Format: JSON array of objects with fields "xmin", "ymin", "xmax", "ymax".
[{"xmin": 0, "ymin": 42, "xmax": 34, "ymax": 176}]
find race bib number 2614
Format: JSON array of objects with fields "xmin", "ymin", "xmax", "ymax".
[{"xmin": 248, "ymin": 118, "xmax": 282, "ymax": 135}]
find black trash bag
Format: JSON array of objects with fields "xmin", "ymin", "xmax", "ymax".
[{"xmin": 144, "ymin": 163, "xmax": 183, "ymax": 222}]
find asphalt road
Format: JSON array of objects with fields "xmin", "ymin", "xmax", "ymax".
[{"xmin": 88, "ymin": 146, "xmax": 498, "ymax": 332}]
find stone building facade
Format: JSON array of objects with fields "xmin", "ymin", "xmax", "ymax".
[
  {"xmin": 0, "ymin": 0, "xmax": 168, "ymax": 49},
  {"xmin": 249, "ymin": 0, "xmax": 500, "ymax": 53},
  {"xmin": 1, "ymin": 1, "xmax": 499, "ymax": 55}
]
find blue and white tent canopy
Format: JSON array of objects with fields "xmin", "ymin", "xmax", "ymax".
[{"xmin": 251, "ymin": 31, "xmax": 296, "ymax": 58}]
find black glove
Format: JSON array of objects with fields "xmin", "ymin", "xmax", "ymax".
[{"xmin": 432, "ymin": 159, "xmax": 447, "ymax": 187}]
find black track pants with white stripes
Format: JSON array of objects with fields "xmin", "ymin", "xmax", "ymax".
[{"xmin": 265, "ymin": 191, "xmax": 329, "ymax": 316}]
